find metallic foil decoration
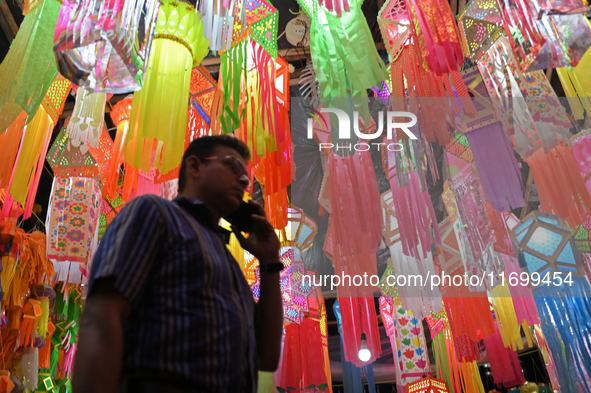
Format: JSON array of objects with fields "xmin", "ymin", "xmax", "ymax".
[{"xmin": 53, "ymin": 0, "xmax": 160, "ymax": 93}]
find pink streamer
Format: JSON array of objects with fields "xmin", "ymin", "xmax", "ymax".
[
  {"xmin": 483, "ymin": 323, "xmax": 526, "ymax": 388},
  {"xmin": 390, "ymin": 171, "xmax": 441, "ymax": 259}
]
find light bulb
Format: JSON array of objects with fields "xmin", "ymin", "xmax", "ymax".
[
  {"xmin": 358, "ymin": 347, "xmax": 371, "ymax": 362},
  {"xmin": 358, "ymin": 333, "xmax": 371, "ymax": 362}
]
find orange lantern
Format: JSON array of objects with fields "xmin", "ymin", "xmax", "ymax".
[{"xmin": 406, "ymin": 376, "xmax": 450, "ymax": 393}]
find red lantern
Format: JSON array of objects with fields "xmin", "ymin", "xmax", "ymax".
[{"xmin": 406, "ymin": 376, "xmax": 450, "ymax": 393}]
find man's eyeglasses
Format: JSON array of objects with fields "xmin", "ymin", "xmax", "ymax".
[{"xmin": 200, "ymin": 156, "xmax": 251, "ymax": 190}]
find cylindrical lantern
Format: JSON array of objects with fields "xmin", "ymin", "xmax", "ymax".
[{"xmin": 125, "ymin": 0, "xmax": 209, "ymax": 175}]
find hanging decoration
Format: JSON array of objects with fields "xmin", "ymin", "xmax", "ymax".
[
  {"xmin": 236, "ymin": 0, "xmax": 278, "ymax": 58},
  {"xmin": 388, "ymin": 45, "xmax": 477, "ymax": 145},
  {"xmin": 385, "ymin": 138, "xmax": 441, "ymax": 259},
  {"xmin": 53, "ymin": 0, "xmax": 160, "ymax": 92},
  {"xmin": 67, "ymin": 89, "xmax": 108, "ymax": 156},
  {"xmin": 297, "ymin": 0, "xmax": 387, "ymax": 104},
  {"xmin": 404, "ymin": 0, "xmax": 464, "ymax": 75},
  {"xmin": 457, "ymin": 0, "xmax": 506, "ymax": 62},
  {"xmin": 389, "ymin": 241, "xmax": 443, "ymax": 319},
  {"xmin": 104, "ymin": 96, "xmax": 133, "ymax": 200},
  {"xmin": 557, "ymin": 42, "xmax": 591, "ymax": 121},
  {"xmin": 337, "ymin": 296, "xmax": 382, "ymax": 368},
  {"xmin": 46, "ymin": 177, "xmax": 101, "ymax": 284},
  {"xmin": 190, "ymin": 65, "xmax": 218, "ymax": 128},
  {"xmin": 510, "ymin": 210, "xmax": 591, "ymax": 393},
  {"xmin": 328, "ymin": 150, "xmax": 383, "ymax": 292},
  {"xmin": 426, "ymin": 312, "xmax": 462, "ymax": 393},
  {"xmin": 465, "ymin": 118, "xmax": 524, "ymax": 213},
  {"xmin": 377, "ymin": 0, "xmax": 411, "ymax": 62},
  {"xmin": 483, "ymin": 322, "xmax": 527, "ymax": 388},
  {"xmin": 524, "ymin": 144, "xmax": 591, "ymax": 228},
  {"xmin": 0, "ymin": 0, "xmax": 60, "ymax": 132},
  {"xmin": 5, "ymin": 109, "xmax": 53, "ymax": 218},
  {"xmin": 125, "ymin": 0, "xmax": 209, "ymax": 175},
  {"xmin": 394, "ymin": 305, "xmax": 431, "ymax": 385}
]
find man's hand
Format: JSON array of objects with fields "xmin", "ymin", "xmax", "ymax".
[{"xmin": 231, "ymin": 202, "xmax": 280, "ymax": 264}]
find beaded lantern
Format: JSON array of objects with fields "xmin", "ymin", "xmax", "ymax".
[
  {"xmin": 53, "ymin": 0, "xmax": 160, "ymax": 92},
  {"xmin": 510, "ymin": 210, "xmax": 586, "ymax": 285},
  {"xmin": 125, "ymin": 0, "xmax": 209, "ymax": 175},
  {"xmin": 406, "ymin": 376, "xmax": 450, "ymax": 393}
]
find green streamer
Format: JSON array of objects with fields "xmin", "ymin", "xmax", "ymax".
[{"xmin": 0, "ymin": 0, "xmax": 60, "ymax": 132}]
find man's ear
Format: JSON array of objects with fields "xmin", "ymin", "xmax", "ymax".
[{"xmin": 185, "ymin": 156, "xmax": 201, "ymax": 182}]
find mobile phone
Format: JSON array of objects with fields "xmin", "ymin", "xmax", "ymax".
[{"xmin": 224, "ymin": 201, "xmax": 264, "ymax": 233}]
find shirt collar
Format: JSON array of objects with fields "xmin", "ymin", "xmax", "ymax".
[{"xmin": 173, "ymin": 196, "xmax": 232, "ymax": 244}]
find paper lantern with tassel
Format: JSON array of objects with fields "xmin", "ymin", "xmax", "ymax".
[
  {"xmin": 53, "ymin": 0, "xmax": 160, "ymax": 92},
  {"xmin": 125, "ymin": 0, "xmax": 209, "ymax": 175},
  {"xmin": 46, "ymin": 176, "xmax": 102, "ymax": 284},
  {"xmin": 0, "ymin": 0, "xmax": 60, "ymax": 132},
  {"xmin": 297, "ymin": 0, "xmax": 387, "ymax": 102}
]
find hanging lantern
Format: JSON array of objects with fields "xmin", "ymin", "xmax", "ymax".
[
  {"xmin": 125, "ymin": 0, "xmax": 209, "ymax": 175},
  {"xmin": 377, "ymin": 0, "xmax": 411, "ymax": 62},
  {"xmin": 53, "ymin": 0, "xmax": 160, "ymax": 92},
  {"xmin": 66, "ymin": 89, "xmax": 108, "ymax": 155},
  {"xmin": 286, "ymin": 206, "xmax": 318, "ymax": 252},
  {"xmin": 0, "ymin": 0, "xmax": 60, "ymax": 132},
  {"xmin": 406, "ymin": 376, "xmax": 450, "ymax": 393},
  {"xmin": 510, "ymin": 210, "xmax": 587, "ymax": 283}
]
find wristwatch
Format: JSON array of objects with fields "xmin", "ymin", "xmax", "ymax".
[{"xmin": 259, "ymin": 262, "xmax": 285, "ymax": 274}]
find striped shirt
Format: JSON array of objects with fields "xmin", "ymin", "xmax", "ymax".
[{"xmin": 87, "ymin": 195, "xmax": 258, "ymax": 392}]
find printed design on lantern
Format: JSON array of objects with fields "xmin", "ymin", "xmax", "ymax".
[
  {"xmin": 69, "ymin": 217, "xmax": 85, "ymax": 227},
  {"xmin": 56, "ymin": 188, "xmax": 70, "ymax": 199},
  {"xmin": 69, "ymin": 203, "xmax": 88, "ymax": 215},
  {"xmin": 48, "ymin": 177, "xmax": 101, "ymax": 265},
  {"xmin": 395, "ymin": 306, "xmax": 430, "ymax": 383}
]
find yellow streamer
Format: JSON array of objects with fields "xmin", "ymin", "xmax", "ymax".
[
  {"xmin": 9, "ymin": 107, "xmax": 53, "ymax": 206},
  {"xmin": 556, "ymin": 19, "xmax": 591, "ymax": 120},
  {"xmin": 491, "ymin": 284, "xmax": 524, "ymax": 351}
]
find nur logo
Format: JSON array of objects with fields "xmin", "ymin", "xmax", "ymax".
[{"xmin": 305, "ymin": 108, "xmax": 419, "ymax": 151}]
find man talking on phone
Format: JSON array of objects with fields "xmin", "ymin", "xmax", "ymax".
[{"xmin": 72, "ymin": 135, "xmax": 283, "ymax": 393}]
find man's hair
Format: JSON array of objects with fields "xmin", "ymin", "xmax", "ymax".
[{"xmin": 178, "ymin": 135, "xmax": 251, "ymax": 192}]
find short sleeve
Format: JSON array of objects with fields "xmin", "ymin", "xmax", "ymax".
[{"xmin": 87, "ymin": 195, "xmax": 166, "ymax": 305}]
